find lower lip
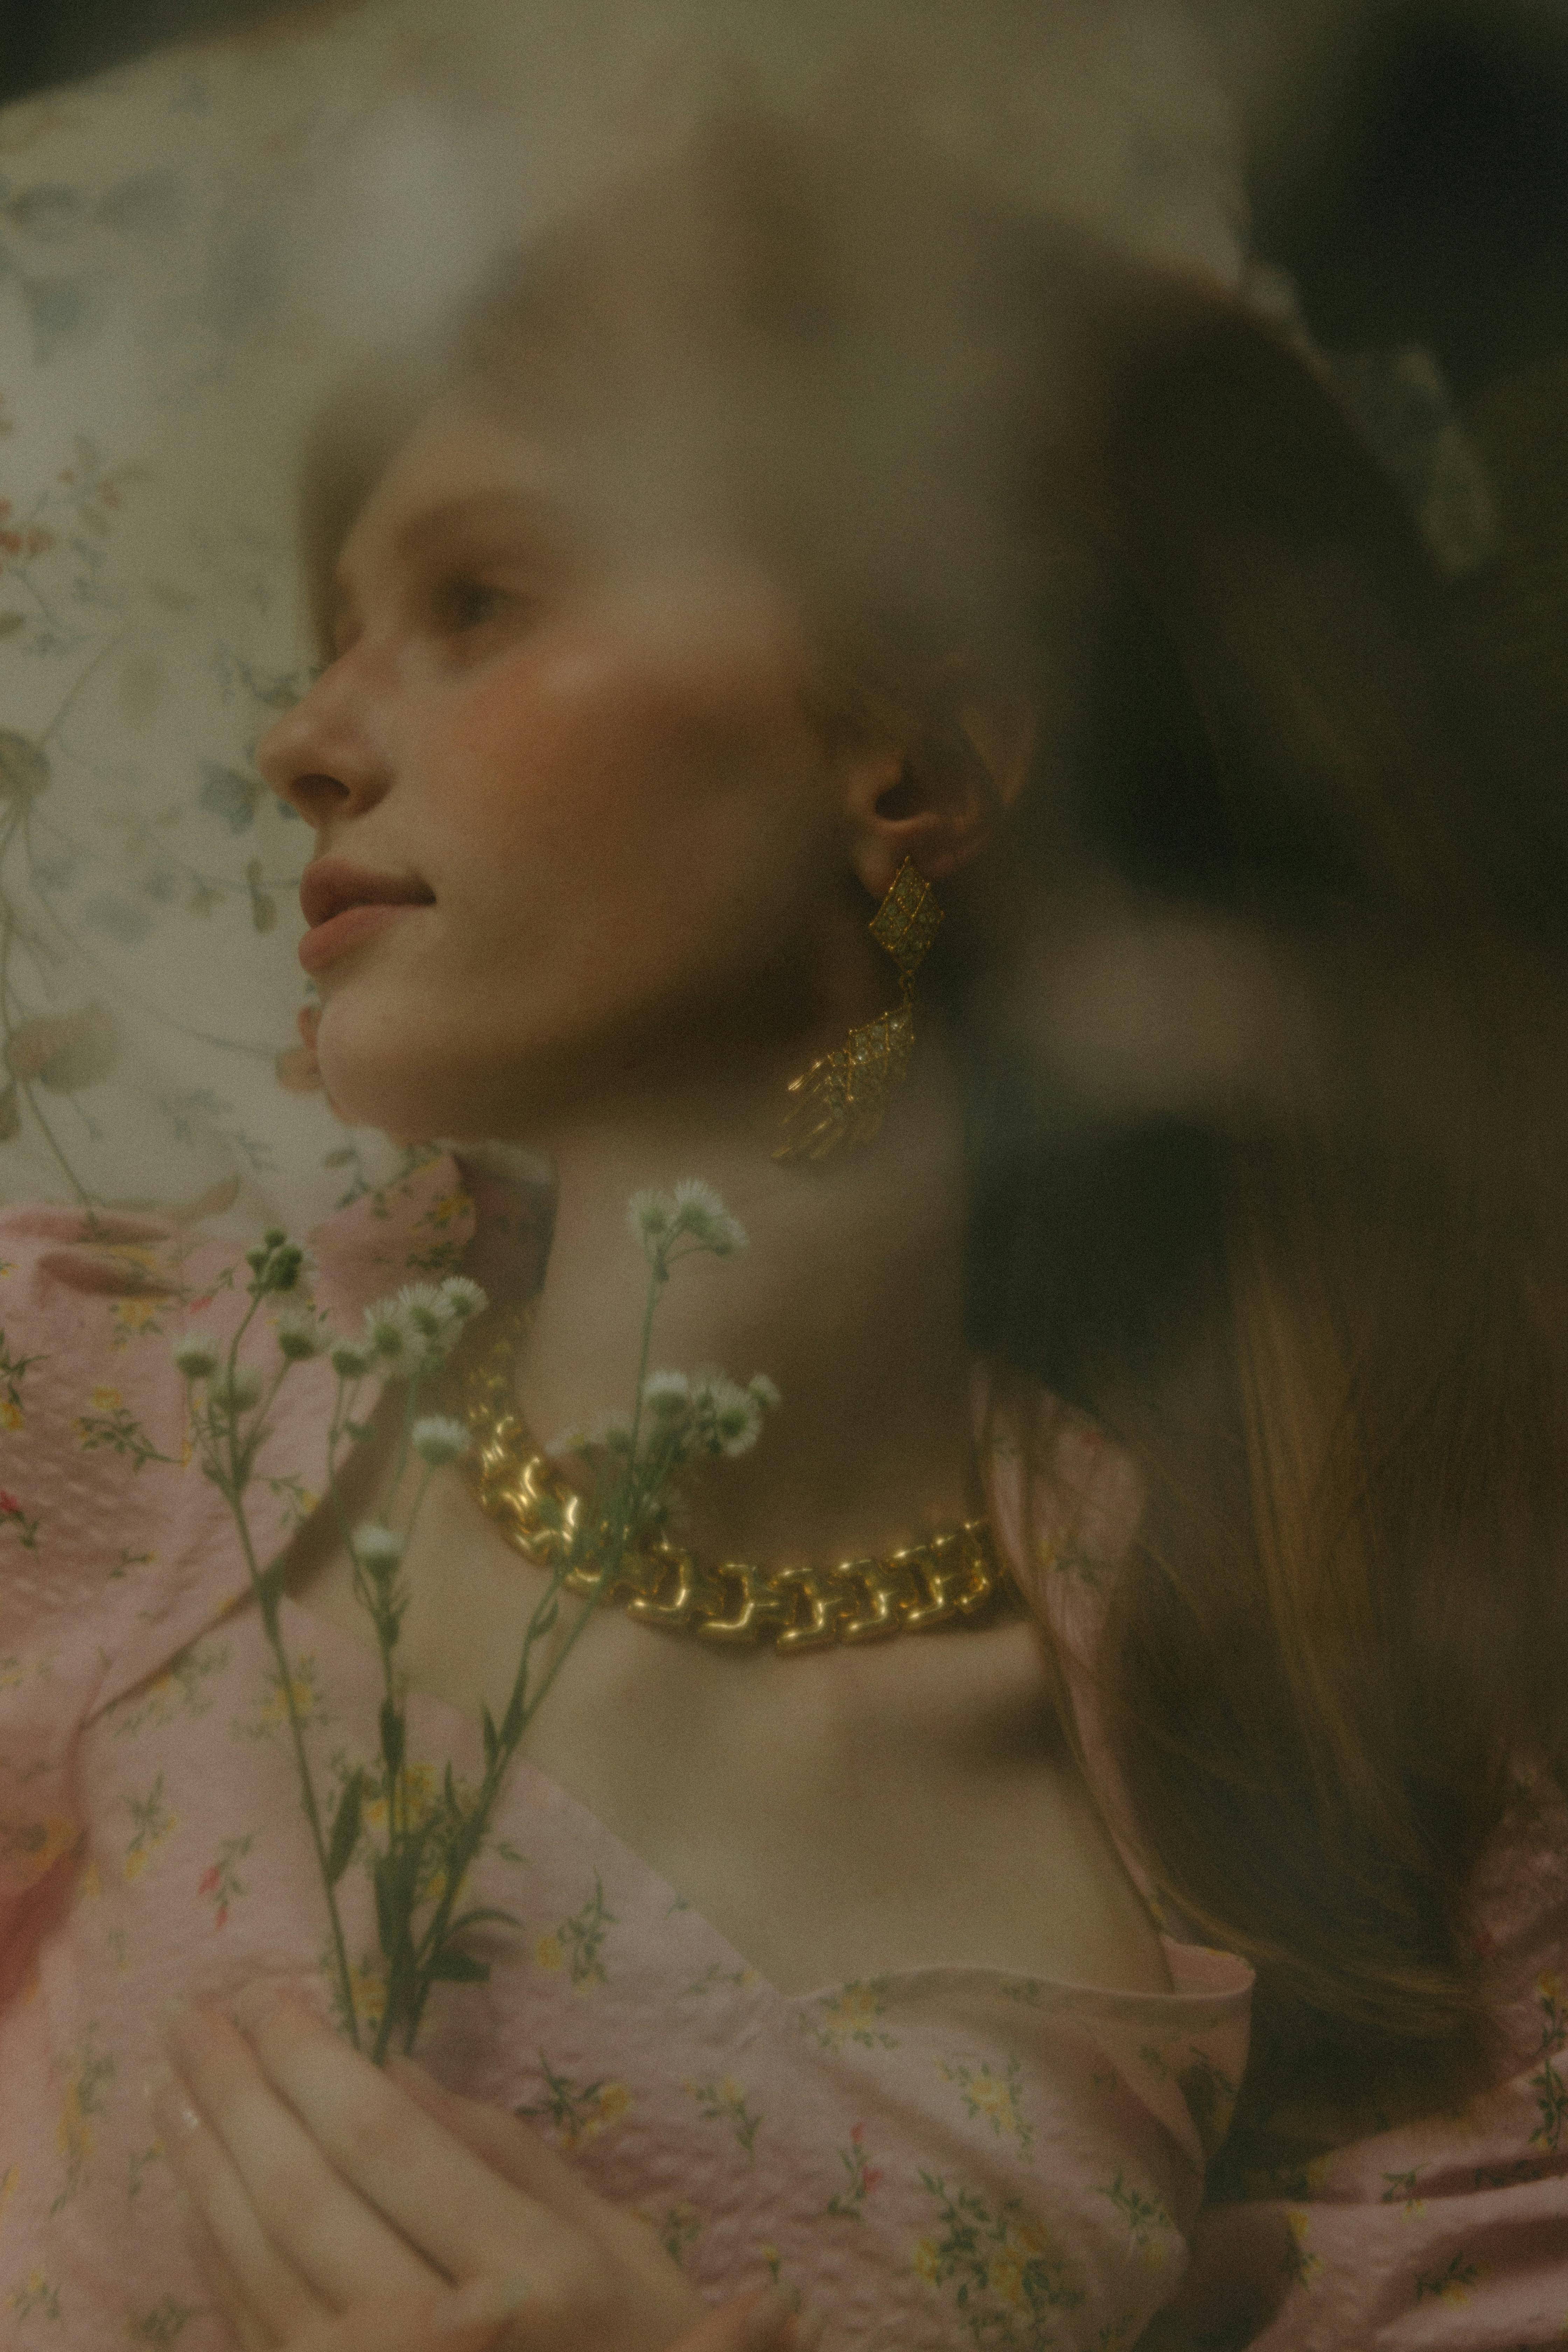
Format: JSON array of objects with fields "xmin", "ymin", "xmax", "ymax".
[{"xmin": 298, "ymin": 902, "xmax": 428, "ymax": 974}]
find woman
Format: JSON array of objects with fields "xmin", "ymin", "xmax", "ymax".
[{"xmin": 4, "ymin": 110, "xmax": 1564, "ymax": 2348}]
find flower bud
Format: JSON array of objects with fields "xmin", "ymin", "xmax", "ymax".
[
  {"xmin": 173, "ymin": 1331, "xmax": 221, "ymax": 1382},
  {"xmin": 411, "ymin": 1415, "xmax": 470, "ymax": 1467}
]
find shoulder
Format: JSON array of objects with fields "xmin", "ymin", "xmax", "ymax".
[{"xmin": 0, "ymin": 1204, "xmax": 251, "ymax": 1634}]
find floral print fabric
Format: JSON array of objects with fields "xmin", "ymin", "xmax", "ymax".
[{"xmin": 0, "ymin": 1155, "xmax": 1251, "ymax": 2351}]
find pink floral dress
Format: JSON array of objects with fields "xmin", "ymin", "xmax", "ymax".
[
  {"xmin": 2, "ymin": 1155, "xmax": 1562, "ymax": 2348},
  {"xmin": 0, "ymin": 1155, "xmax": 1248, "ymax": 2351}
]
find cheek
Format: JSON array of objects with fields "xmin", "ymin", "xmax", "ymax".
[{"xmin": 427, "ymin": 605, "xmax": 828, "ymax": 920}]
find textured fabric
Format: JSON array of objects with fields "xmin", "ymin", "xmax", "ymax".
[
  {"xmin": 0, "ymin": 1154, "xmax": 1251, "ymax": 2350},
  {"xmin": 981, "ymin": 1380, "xmax": 1568, "ymax": 2350}
]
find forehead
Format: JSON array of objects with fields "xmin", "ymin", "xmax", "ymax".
[{"xmin": 335, "ymin": 391, "xmax": 580, "ymax": 594}]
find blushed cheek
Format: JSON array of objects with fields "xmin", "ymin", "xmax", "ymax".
[{"xmin": 441, "ymin": 601, "xmax": 816, "ymax": 860}]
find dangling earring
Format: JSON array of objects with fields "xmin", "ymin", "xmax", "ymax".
[{"xmin": 774, "ymin": 858, "xmax": 944, "ymax": 1164}]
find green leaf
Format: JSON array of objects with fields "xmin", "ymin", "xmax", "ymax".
[
  {"xmin": 372, "ymin": 1852, "xmax": 403, "ymax": 1965},
  {"xmin": 326, "ymin": 1769, "xmax": 364, "ymax": 1886},
  {"xmin": 427, "ymin": 1947, "xmax": 489, "ymax": 1984},
  {"xmin": 379, "ymin": 1699, "xmax": 405, "ymax": 1778},
  {"xmin": 480, "ymin": 1705, "xmax": 499, "ymax": 1771}
]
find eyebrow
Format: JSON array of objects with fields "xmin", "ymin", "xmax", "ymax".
[{"xmin": 330, "ymin": 488, "xmax": 574, "ymax": 619}]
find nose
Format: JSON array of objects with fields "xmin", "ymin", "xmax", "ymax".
[{"xmin": 256, "ymin": 657, "xmax": 394, "ymax": 831}]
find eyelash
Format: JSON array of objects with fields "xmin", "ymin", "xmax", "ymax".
[{"xmin": 433, "ymin": 577, "xmax": 519, "ymax": 633}]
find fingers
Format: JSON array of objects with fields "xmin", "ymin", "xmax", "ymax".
[
  {"xmin": 152, "ymin": 2063, "xmax": 328, "ymax": 2344},
  {"xmin": 380, "ymin": 2057, "xmax": 704, "ymax": 2313},
  {"xmin": 221, "ymin": 1989, "xmax": 560, "ymax": 2285},
  {"xmin": 284, "ymin": 2283, "xmax": 820, "ymax": 2352},
  {"xmin": 162, "ymin": 2005, "xmax": 437, "ymax": 2310},
  {"xmin": 178, "ymin": 2191, "xmax": 278, "ymax": 2352},
  {"xmin": 669, "ymin": 2292, "xmax": 824, "ymax": 2352},
  {"xmin": 382, "ymin": 2058, "xmax": 610, "ymax": 2226},
  {"xmin": 285, "ymin": 2274, "xmax": 530, "ymax": 2352}
]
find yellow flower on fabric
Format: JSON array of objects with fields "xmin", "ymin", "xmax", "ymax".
[
  {"xmin": 349, "ymin": 1969, "xmax": 387, "ymax": 2030},
  {"xmin": 90, "ymin": 1386, "xmax": 121, "ymax": 1413},
  {"xmin": 563, "ymin": 2080, "xmax": 630, "ymax": 2149},
  {"xmin": 111, "ymin": 1299, "xmax": 162, "ymax": 1338},
  {"xmin": 76, "ymin": 1858, "xmax": 101, "ymax": 1904},
  {"xmin": 57, "ymin": 2079, "xmax": 94, "ymax": 2173},
  {"xmin": 989, "ymin": 2250, "xmax": 1024, "ymax": 2307},
  {"xmin": 257, "ymin": 1665, "xmax": 321, "ymax": 1732},
  {"xmin": 913, "ymin": 2239, "xmax": 941, "ymax": 2286},
  {"xmin": 0, "ymin": 1398, "xmax": 22, "ymax": 1432},
  {"xmin": 1285, "ymin": 2211, "xmax": 1324, "ymax": 2287},
  {"xmin": 534, "ymin": 1934, "xmax": 563, "ymax": 1973},
  {"xmin": 361, "ymin": 1764, "xmax": 437, "ymax": 1833},
  {"xmin": 13, "ymin": 1815, "xmax": 79, "ymax": 1886},
  {"xmin": 0, "ymin": 2163, "xmax": 17, "ymax": 2218}
]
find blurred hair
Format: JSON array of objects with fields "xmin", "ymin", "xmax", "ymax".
[{"xmin": 301, "ymin": 112, "xmax": 1568, "ymax": 2124}]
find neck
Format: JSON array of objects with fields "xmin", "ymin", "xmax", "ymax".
[{"xmin": 510, "ymin": 1038, "xmax": 979, "ymax": 1566}]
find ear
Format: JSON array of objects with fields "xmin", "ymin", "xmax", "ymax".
[{"xmin": 844, "ymin": 697, "xmax": 1035, "ymax": 900}]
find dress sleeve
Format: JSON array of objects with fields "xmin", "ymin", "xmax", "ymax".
[
  {"xmin": 0, "ymin": 1207, "xmax": 193, "ymax": 1974},
  {"xmin": 1165, "ymin": 1761, "xmax": 1568, "ymax": 2351}
]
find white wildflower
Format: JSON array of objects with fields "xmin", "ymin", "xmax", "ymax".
[
  {"xmin": 437, "ymin": 1275, "xmax": 487, "ymax": 1322},
  {"xmin": 363, "ymin": 1299, "xmax": 412, "ymax": 1364},
  {"xmin": 747, "ymin": 1373, "xmax": 782, "ymax": 1413},
  {"xmin": 691, "ymin": 1371, "xmax": 763, "ymax": 1458},
  {"xmin": 275, "ymin": 1307, "xmax": 327, "ymax": 1362},
  {"xmin": 642, "ymin": 1370, "xmax": 692, "ymax": 1421},
  {"xmin": 411, "ymin": 1415, "xmax": 470, "ymax": 1467},
  {"xmin": 172, "ymin": 1330, "xmax": 221, "ymax": 1382},
  {"xmin": 670, "ymin": 1179, "xmax": 747, "ymax": 1256},
  {"xmin": 590, "ymin": 1410, "xmax": 635, "ymax": 1456},
  {"xmin": 396, "ymin": 1283, "xmax": 458, "ymax": 1352},
  {"xmin": 353, "ymin": 1522, "xmax": 404, "ymax": 1578},
  {"xmin": 330, "ymin": 1340, "xmax": 373, "ymax": 1381},
  {"xmin": 629, "ymin": 1189, "xmax": 674, "ymax": 1246},
  {"xmin": 211, "ymin": 1362, "xmax": 263, "ymax": 1415}
]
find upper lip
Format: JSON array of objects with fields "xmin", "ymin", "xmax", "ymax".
[{"xmin": 300, "ymin": 858, "xmax": 435, "ymax": 929}]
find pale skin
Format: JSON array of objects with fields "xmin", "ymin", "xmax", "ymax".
[{"xmin": 158, "ymin": 384, "xmax": 1167, "ymax": 2348}]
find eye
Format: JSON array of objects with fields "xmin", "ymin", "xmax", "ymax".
[{"xmin": 432, "ymin": 575, "xmax": 521, "ymax": 635}]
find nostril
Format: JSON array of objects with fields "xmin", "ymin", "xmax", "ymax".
[{"xmin": 285, "ymin": 772, "xmax": 354, "ymax": 825}]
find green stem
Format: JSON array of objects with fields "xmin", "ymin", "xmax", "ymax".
[
  {"xmin": 215, "ymin": 1442, "xmax": 360, "ymax": 2050},
  {"xmin": 396, "ymin": 1265, "xmax": 667, "ymax": 2056}
]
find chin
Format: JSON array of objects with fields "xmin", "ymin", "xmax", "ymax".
[
  {"xmin": 314, "ymin": 1006, "xmax": 471, "ymax": 1142},
  {"xmin": 314, "ymin": 996, "xmax": 553, "ymax": 1149}
]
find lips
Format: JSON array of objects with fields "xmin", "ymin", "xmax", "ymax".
[
  {"xmin": 298, "ymin": 858, "xmax": 434, "ymax": 975},
  {"xmin": 300, "ymin": 859, "xmax": 435, "ymax": 929}
]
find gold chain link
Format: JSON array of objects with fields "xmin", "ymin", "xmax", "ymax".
[{"xmin": 442, "ymin": 1306, "xmax": 1019, "ymax": 1656}]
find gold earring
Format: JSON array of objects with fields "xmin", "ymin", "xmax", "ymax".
[{"xmin": 774, "ymin": 859, "xmax": 944, "ymax": 1164}]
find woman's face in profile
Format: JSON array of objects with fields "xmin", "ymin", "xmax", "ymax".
[{"xmin": 257, "ymin": 389, "xmax": 849, "ymax": 1147}]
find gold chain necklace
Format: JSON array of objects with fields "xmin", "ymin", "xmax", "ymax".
[{"xmin": 442, "ymin": 1307, "xmax": 1018, "ymax": 1658}]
